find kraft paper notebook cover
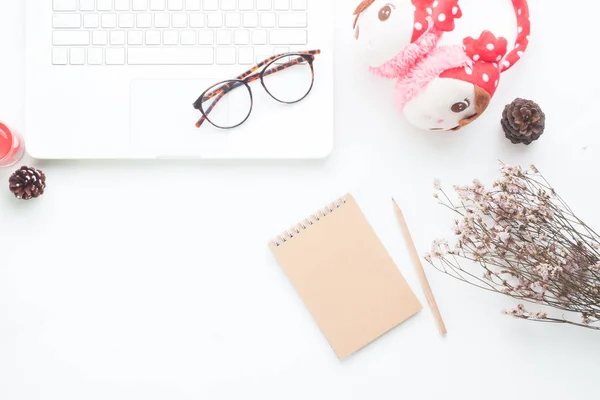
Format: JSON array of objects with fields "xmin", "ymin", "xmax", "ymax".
[{"xmin": 269, "ymin": 194, "xmax": 422, "ymax": 360}]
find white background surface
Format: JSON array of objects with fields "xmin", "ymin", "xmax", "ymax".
[{"xmin": 1, "ymin": 1, "xmax": 599, "ymax": 399}]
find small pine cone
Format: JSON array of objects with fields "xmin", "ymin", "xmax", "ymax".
[
  {"xmin": 501, "ymin": 98, "xmax": 546, "ymax": 145},
  {"xmin": 9, "ymin": 166, "xmax": 46, "ymax": 200}
]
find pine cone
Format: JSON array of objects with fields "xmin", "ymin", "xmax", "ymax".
[
  {"xmin": 501, "ymin": 98, "xmax": 546, "ymax": 145},
  {"xmin": 9, "ymin": 166, "xmax": 46, "ymax": 200}
]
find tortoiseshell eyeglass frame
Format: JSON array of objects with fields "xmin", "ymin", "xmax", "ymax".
[{"xmin": 193, "ymin": 49, "xmax": 321, "ymax": 129}]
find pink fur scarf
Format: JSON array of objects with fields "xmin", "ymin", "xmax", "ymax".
[{"xmin": 370, "ymin": 27, "xmax": 471, "ymax": 112}]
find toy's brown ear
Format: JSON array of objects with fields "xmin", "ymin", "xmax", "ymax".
[{"xmin": 451, "ymin": 85, "xmax": 491, "ymax": 131}]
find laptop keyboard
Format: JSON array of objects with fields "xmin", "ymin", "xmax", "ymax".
[{"xmin": 51, "ymin": 0, "xmax": 309, "ymax": 66}]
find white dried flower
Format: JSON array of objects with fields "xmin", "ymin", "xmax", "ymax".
[
  {"xmin": 424, "ymin": 252, "xmax": 432, "ymax": 263},
  {"xmin": 498, "ymin": 232, "xmax": 511, "ymax": 244}
]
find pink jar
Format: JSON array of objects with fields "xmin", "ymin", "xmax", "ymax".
[{"xmin": 0, "ymin": 122, "xmax": 25, "ymax": 167}]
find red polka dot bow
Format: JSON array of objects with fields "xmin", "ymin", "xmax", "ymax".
[{"xmin": 464, "ymin": 31, "xmax": 508, "ymax": 63}]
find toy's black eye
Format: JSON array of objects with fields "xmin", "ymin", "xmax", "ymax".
[
  {"xmin": 451, "ymin": 101, "xmax": 469, "ymax": 113},
  {"xmin": 379, "ymin": 5, "xmax": 392, "ymax": 21}
]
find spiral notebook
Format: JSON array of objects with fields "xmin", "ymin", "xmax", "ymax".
[{"xmin": 269, "ymin": 194, "xmax": 422, "ymax": 360}]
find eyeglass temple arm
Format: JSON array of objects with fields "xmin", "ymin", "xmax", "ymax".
[
  {"xmin": 261, "ymin": 56, "xmax": 314, "ymax": 79},
  {"xmin": 195, "ymin": 50, "xmax": 320, "ymax": 128}
]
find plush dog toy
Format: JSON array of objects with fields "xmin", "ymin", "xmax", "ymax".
[{"xmin": 353, "ymin": 0, "xmax": 531, "ymax": 131}]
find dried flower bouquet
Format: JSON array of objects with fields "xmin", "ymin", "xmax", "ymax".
[{"xmin": 427, "ymin": 164, "xmax": 600, "ymax": 330}]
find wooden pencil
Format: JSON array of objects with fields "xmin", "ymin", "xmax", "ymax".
[{"xmin": 392, "ymin": 198, "xmax": 447, "ymax": 336}]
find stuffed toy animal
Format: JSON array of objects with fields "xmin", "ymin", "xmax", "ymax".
[{"xmin": 353, "ymin": 0, "xmax": 531, "ymax": 131}]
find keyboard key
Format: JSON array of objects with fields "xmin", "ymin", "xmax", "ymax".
[
  {"xmin": 150, "ymin": 0, "xmax": 166, "ymax": 10},
  {"xmin": 270, "ymin": 29, "xmax": 306, "ymax": 45},
  {"xmin": 53, "ymin": 0, "xmax": 77, "ymax": 11},
  {"xmin": 198, "ymin": 30, "xmax": 213, "ymax": 44},
  {"xmin": 185, "ymin": 0, "xmax": 201, "ymax": 10},
  {"xmin": 238, "ymin": 0, "xmax": 254, "ymax": 10},
  {"xmin": 101, "ymin": 13, "xmax": 118, "ymax": 28},
  {"xmin": 154, "ymin": 13, "xmax": 170, "ymax": 27},
  {"xmin": 146, "ymin": 30, "xmax": 161, "ymax": 44},
  {"xmin": 207, "ymin": 13, "xmax": 222, "ymax": 27},
  {"xmin": 180, "ymin": 30, "xmax": 197, "ymax": 44},
  {"xmin": 256, "ymin": 0, "xmax": 271, "ymax": 10},
  {"xmin": 128, "ymin": 48, "xmax": 214, "ymax": 64},
  {"xmin": 150, "ymin": 0, "xmax": 167, "ymax": 11},
  {"xmin": 53, "ymin": 30, "xmax": 90, "ymax": 45},
  {"xmin": 52, "ymin": 48, "xmax": 69, "ymax": 65},
  {"xmin": 97, "ymin": 0, "xmax": 113, "ymax": 11},
  {"xmin": 106, "ymin": 48, "xmax": 126, "ymax": 64},
  {"xmin": 234, "ymin": 29, "xmax": 250, "ymax": 45},
  {"xmin": 278, "ymin": 12, "xmax": 306, "ymax": 27},
  {"xmin": 221, "ymin": 0, "xmax": 236, "ymax": 10},
  {"xmin": 260, "ymin": 12, "xmax": 275, "ymax": 27},
  {"xmin": 70, "ymin": 48, "xmax": 86, "ymax": 65},
  {"xmin": 172, "ymin": 13, "xmax": 187, "ymax": 27},
  {"xmin": 93, "ymin": 30, "xmax": 108, "ymax": 45},
  {"xmin": 168, "ymin": 0, "xmax": 183, "ymax": 10},
  {"xmin": 119, "ymin": 13, "xmax": 135, "ymax": 27},
  {"xmin": 203, "ymin": 0, "xmax": 218, "ymax": 10},
  {"xmin": 189, "ymin": 13, "xmax": 205, "ymax": 27},
  {"xmin": 115, "ymin": 0, "xmax": 131, "ymax": 10},
  {"xmin": 251, "ymin": 29, "xmax": 267, "ymax": 44},
  {"xmin": 291, "ymin": 0, "xmax": 306, "ymax": 10},
  {"xmin": 238, "ymin": 47, "xmax": 254, "ymax": 64},
  {"xmin": 216, "ymin": 30, "xmax": 232, "ymax": 45},
  {"xmin": 216, "ymin": 47, "xmax": 236, "ymax": 64},
  {"xmin": 132, "ymin": 0, "xmax": 148, "ymax": 10},
  {"xmin": 225, "ymin": 13, "xmax": 241, "ymax": 27},
  {"xmin": 242, "ymin": 13, "xmax": 258, "ymax": 27},
  {"xmin": 83, "ymin": 13, "xmax": 99, "ymax": 28},
  {"xmin": 274, "ymin": 0, "xmax": 289, "ymax": 10},
  {"xmin": 128, "ymin": 30, "xmax": 144, "ymax": 44},
  {"xmin": 53, "ymin": 13, "xmax": 81, "ymax": 28},
  {"xmin": 163, "ymin": 30, "xmax": 179, "ymax": 44},
  {"xmin": 137, "ymin": 13, "xmax": 152, "ymax": 27},
  {"xmin": 88, "ymin": 48, "xmax": 104, "ymax": 64},
  {"xmin": 79, "ymin": 0, "xmax": 96, "ymax": 11},
  {"xmin": 110, "ymin": 30, "xmax": 126, "ymax": 45}
]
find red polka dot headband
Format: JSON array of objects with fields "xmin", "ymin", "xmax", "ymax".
[{"xmin": 411, "ymin": 0, "xmax": 462, "ymax": 42}]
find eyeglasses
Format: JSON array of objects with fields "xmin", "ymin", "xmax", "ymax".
[{"xmin": 193, "ymin": 50, "xmax": 321, "ymax": 129}]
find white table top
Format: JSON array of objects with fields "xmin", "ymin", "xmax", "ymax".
[{"xmin": 2, "ymin": 1, "xmax": 599, "ymax": 399}]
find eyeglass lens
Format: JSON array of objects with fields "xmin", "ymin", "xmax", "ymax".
[
  {"xmin": 200, "ymin": 81, "xmax": 253, "ymax": 129},
  {"xmin": 262, "ymin": 55, "xmax": 314, "ymax": 104}
]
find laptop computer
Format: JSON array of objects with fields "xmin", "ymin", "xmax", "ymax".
[{"xmin": 25, "ymin": 0, "xmax": 334, "ymax": 159}]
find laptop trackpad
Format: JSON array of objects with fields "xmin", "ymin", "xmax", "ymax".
[{"xmin": 130, "ymin": 79, "xmax": 233, "ymax": 158}]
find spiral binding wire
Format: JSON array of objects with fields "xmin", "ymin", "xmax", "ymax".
[{"xmin": 273, "ymin": 196, "xmax": 348, "ymax": 247}]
